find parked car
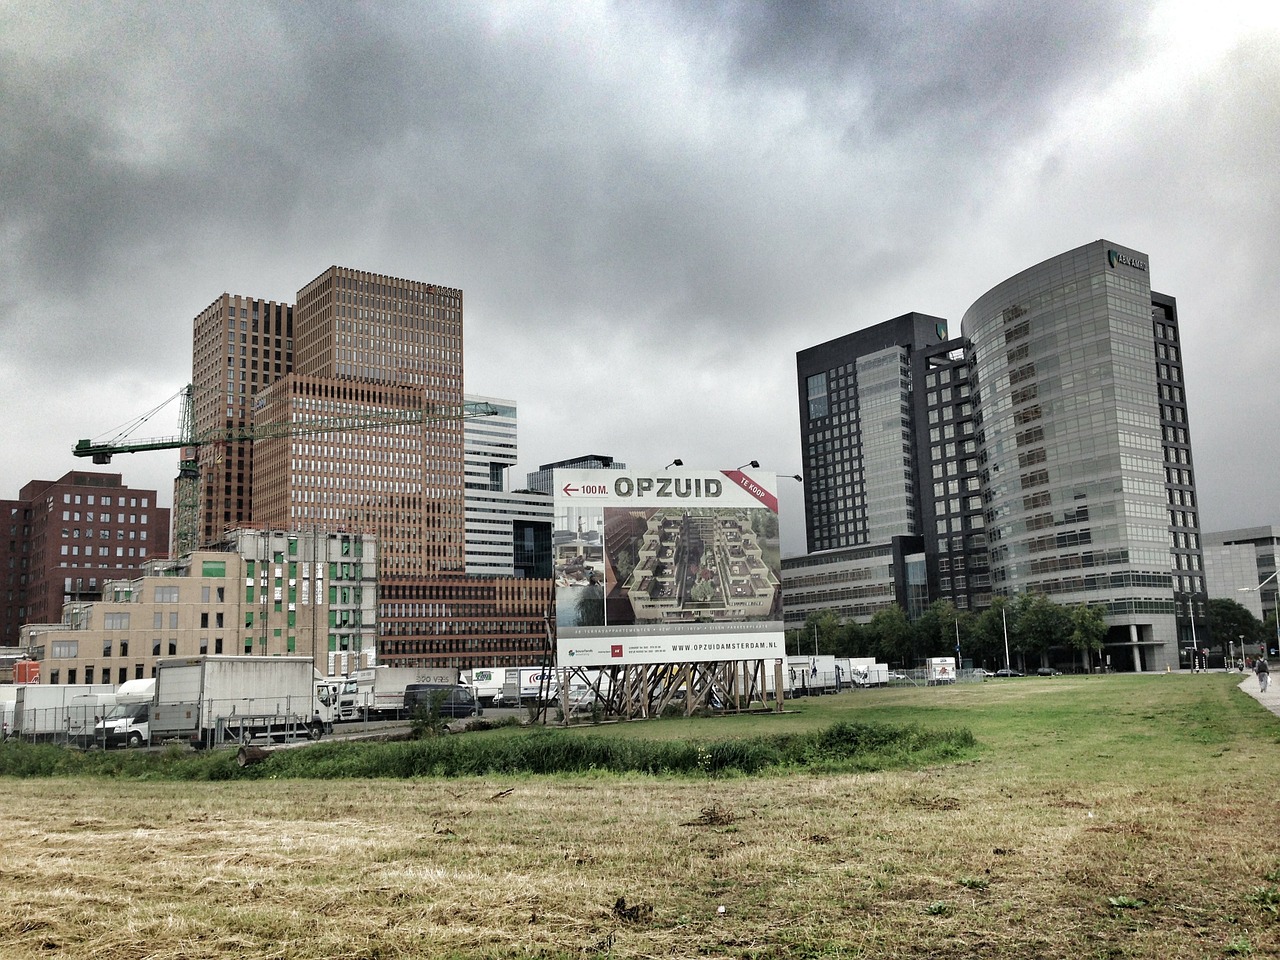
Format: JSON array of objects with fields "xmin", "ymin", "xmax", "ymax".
[
  {"xmin": 994, "ymin": 668, "xmax": 1024, "ymax": 678},
  {"xmin": 1036, "ymin": 667, "xmax": 1063, "ymax": 677},
  {"xmin": 971, "ymin": 668, "xmax": 995, "ymax": 680}
]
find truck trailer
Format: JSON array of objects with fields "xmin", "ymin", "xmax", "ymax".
[
  {"xmin": 463, "ymin": 667, "xmax": 505, "ymax": 706},
  {"xmin": 498, "ymin": 667, "xmax": 558, "ymax": 706},
  {"xmin": 12, "ymin": 684, "xmax": 114, "ymax": 743},
  {"xmin": 150, "ymin": 655, "xmax": 336, "ymax": 749},
  {"xmin": 351, "ymin": 666, "xmax": 460, "ymax": 719},
  {"xmin": 926, "ymin": 657, "xmax": 957, "ymax": 685}
]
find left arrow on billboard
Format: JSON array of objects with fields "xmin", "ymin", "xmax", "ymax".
[{"xmin": 562, "ymin": 484, "xmax": 579, "ymax": 496}]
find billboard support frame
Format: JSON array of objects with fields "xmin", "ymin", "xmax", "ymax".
[{"xmin": 555, "ymin": 659, "xmax": 786, "ymax": 722}]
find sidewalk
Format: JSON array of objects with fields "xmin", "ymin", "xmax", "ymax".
[{"xmin": 1238, "ymin": 671, "xmax": 1280, "ymax": 719}]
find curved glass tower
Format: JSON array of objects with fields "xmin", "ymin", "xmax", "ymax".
[{"xmin": 963, "ymin": 240, "xmax": 1183, "ymax": 670}]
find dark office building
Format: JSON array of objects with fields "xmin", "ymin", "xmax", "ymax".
[
  {"xmin": 795, "ymin": 313, "xmax": 947, "ymax": 554},
  {"xmin": 791, "ymin": 240, "xmax": 1204, "ymax": 671}
]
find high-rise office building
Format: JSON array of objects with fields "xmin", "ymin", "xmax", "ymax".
[
  {"xmin": 463, "ymin": 395, "xmax": 553, "ymax": 579},
  {"xmin": 912, "ymin": 339, "xmax": 990, "ymax": 613},
  {"xmin": 251, "ymin": 266, "xmax": 467, "ymax": 577},
  {"xmin": 190, "ymin": 294, "xmax": 293, "ymax": 546},
  {"xmin": 965, "ymin": 240, "xmax": 1202, "ymax": 666},
  {"xmin": 179, "ymin": 265, "xmax": 552, "ymax": 673},
  {"xmin": 795, "ymin": 313, "xmax": 947, "ymax": 554},
  {"xmin": 1203, "ymin": 525, "xmax": 1278, "ymax": 627},
  {"xmin": 526, "ymin": 455, "xmax": 626, "ymax": 496},
  {"xmin": 791, "ymin": 240, "xmax": 1204, "ymax": 671},
  {"xmin": 1, "ymin": 471, "xmax": 170, "ymax": 646}
]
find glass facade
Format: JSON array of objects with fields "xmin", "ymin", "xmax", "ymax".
[
  {"xmin": 795, "ymin": 313, "xmax": 946, "ymax": 554},
  {"xmin": 857, "ymin": 347, "xmax": 916, "ymax": 544},
  {"xmin": 963, "ymin": 240, "xmax": 1188, "ymax": 668}
]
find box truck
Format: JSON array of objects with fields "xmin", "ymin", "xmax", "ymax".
[
  {"xmin": 351, "ymin": 666, "xmax": 460, "ymax": 719},
  {"xmin": 150, "ymin": 656, "xmax": 336, "ymax": 748},
  {"xmin": 848, "ymin": 658, "xmax": 891, "ymax": 687},
  {"xmin": 13, "ymin": 684, "xmax": 114, "ymax": 743},
  {"xmin": 0, "ymin": 686, "xmax": 16, "ymax": 739},
  {"xmin": 926, "ymin": 657, "xmax": 957, "ymax": 685},
  {"xmin": 785, "ymin": 656, "xmax": 838, "ymax": 695},
  {"xmin": 463, "ymin": 667, "xmax": 505, "ymax": 706},
  {"xmin": 497, "ymin": 667, "xmax": 557, "ymax": 706}
]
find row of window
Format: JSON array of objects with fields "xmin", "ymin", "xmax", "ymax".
[
  {"xmin": 61, "ymin": 495, "xmax": 148, "ymax": 507},
  {"xmin": 60, "ymin": 546, "xmax": 147, "ymax": 558},
  {"xmin": 63, "ymin": 529, "xmax": 147, "ymax": 540}
]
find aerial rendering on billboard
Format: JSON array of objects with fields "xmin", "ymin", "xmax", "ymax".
[{"xmin": 553, "ymin": 468, "xmax": 785, "ymax": 666}]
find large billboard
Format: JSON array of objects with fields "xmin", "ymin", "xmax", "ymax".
[{"xmin": 553, "ymin": 468, "xmax": 785, "ymax": 666}]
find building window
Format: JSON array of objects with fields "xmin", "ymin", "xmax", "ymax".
[{"xmin": 807, "ymin": 372, "xmax": 829, "ymax": 419}]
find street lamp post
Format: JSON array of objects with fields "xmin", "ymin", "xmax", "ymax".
[
  {"xmin": 1002, "ymin": 604, "xmax": 1012, "ymax": 675},
  {"xmin": 1239, "ymin": 569, "xmax": 1280, "ymax": 657}
]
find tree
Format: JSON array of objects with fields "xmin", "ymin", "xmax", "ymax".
[
  {"xmin": 867, "ymin": 606, "xmax": 913, "ymax": 667},
  {"xmin": 1205, "ymin": 598, "xmax": 1266, "ymax": 657},
  {"xmin": 969, "ymin": 598, "xmax": 1014, "ymax": 670},
  {"xmin": 796, "ymin": 609, "xmax": 842, "ymax": 656},
  {"xmin": 913, "ymin": 600, "xmax": 961, "ymax": 658},
  {"xmin": 1067, "ymin": 604, "xmax": 1108, "ymax": 673},
  {"xmin": 837, "ymin": 619, "xmax": 875, "ymax": 658},
  {"xmin": 1011, "ymin": 593, "xmax": 1070, "ymax": 669},
  {"xmin": 754, "ymin": 512, "xmax": 779, "ymax": 540}
]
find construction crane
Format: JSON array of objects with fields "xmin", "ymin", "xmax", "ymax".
[{"xmin": 74, "ymin": 385, "xmax": 497, "ymax": 559}]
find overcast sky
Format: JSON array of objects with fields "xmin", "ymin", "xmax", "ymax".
[{"xmin": 2, "ymin": 1, "xmax": 1277, "ymax": 558}]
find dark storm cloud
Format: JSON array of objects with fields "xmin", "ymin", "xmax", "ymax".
[
  {"xmin": 0, "ymin": 0, "xmax": 1276, "ymax": 547},
  {"xmin": 686, "ymin": 1, "xmax": 1143, "ymax": 136}
]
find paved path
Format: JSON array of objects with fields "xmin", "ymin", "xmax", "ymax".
[{"xmin": 1237, "ymin": 671, "xmax": 1280, "ymax": 718}]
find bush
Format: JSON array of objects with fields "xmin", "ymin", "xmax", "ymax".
[{"xmin": 0, "ymin": 720, "xmax": 977, "ymax": 781}]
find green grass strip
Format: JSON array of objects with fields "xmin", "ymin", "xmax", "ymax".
[{"xmin": 0, "ymin": 720, "xmax": 975, "ymax": 781}]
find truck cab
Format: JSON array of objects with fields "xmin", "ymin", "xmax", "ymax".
[{"xmin": 96, "ymin": 701, "xmax": 151, "ymax": 748}]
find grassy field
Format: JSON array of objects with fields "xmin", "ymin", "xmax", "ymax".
[{"xmin": 2, "ymin": 672, "xmax": 1279, "ymax": 959}]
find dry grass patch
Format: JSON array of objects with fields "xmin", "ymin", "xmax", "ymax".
[{"xmin": 1, "ymin": 674, "xmax": 1278, "ymax": 958}]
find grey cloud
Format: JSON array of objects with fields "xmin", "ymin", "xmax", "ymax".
[{"xmin": 0, "ymin": 0, "xmax": 1275, "ymax": 546}]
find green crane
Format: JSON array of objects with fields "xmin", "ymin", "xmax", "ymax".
[{"xmin": 74, "ymin": 386, "xmax": 496, "ymax": 559}]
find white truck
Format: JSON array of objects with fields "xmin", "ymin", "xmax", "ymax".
[
  {"xmin": 848, "ymin": 658, "xmax": 891, "ymax": 687},
  {"xmin": 785, "ymin": 656, "xmax": 839, "ymax": 695},
  {"xmin": 93, "ymin": 678, "xmax": 156, "ymax": 748},
  {"xmin": 351, "ymin": 666, "xmax": 460, "ymax": 719},
  {"xmin": 12, "ymin": 684, "xmax": 114, "ymax": 743},
  {"xmin": 0, "ymin": 686, "xmax": 15, "ymax": 740},
  {"xmin": 926, "ymin": 657, "xmax": 957, "ymax": 685},
  {"xmin": 498, "ymin": 667, "xmax": 558, "ymax": 706},
  {"xmin": 150, "ymin": 655, "xmax": 336, "ymax": 749},
  {"xmin": 463, "ymin": 667, "xmax": 505, "ymax": 707}
]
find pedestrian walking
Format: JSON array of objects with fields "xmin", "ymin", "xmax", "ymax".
[{"xmin": 1255, "ymin": 656, "xmax": 1270, "ymax": 693}]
